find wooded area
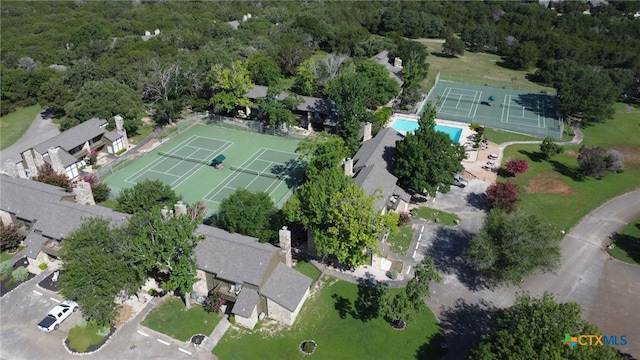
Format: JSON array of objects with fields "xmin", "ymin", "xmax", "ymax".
[{"xmin": 2, "ymin": 1, "xmax": 638, "ymax": 131}]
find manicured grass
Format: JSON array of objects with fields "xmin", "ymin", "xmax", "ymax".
[
  {"xmin": 413, "ymin": 207, "xmax": 460, "ymax": 226},
  {"xmin": 607, "ymin": 217, "xmax": 640, "ymax": 266},
  {"xmin": 214, "ymin": 278, "xmax": 445, "ymax": 360},
  {"xmin": 0, "ymin": 247, "xmax": 24, "ymax": 262},
  {"xmin": 67, "ymin": 322, "xmax": 108, "ymax": 353},
  {"xmin": 0, "ymin": 104, "xmax": 42, "ymax": 149},
  {"xmin": 97, "ymin": 199, "xmax": 118, "ymax": 210},
  {"xmin": 141, "ymin": 296, "xmax": 222, "ymax": 342},
  {"xmin": 484, "ymin": 127, "xmax": 539, "ymax": 144},
  {"xmin": 387, "ymin": 224, "xmax": 414, "ymax": 255},
  {"xmin": 294, "ymin": 260, "xmax": 322, "ymax": 282},
  {"xmin": 128, "ymin": 123, "xmax": 155, "ymax": 145},
  {"xmin": 580, "ymin": 106, "xmax": 640, "ymax": 148},
  {"xmin": 417, "ymin": 41, "xmax": 554, "ymax": 94}
]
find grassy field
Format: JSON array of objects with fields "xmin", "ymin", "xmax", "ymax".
[
  {"xmin": 499, "ymin": 105, "xmax": 640, "ymax": 232},
  {"xmin": 387, "ymin": 224, "xmax": 414, "ymax": 255},
  {"xmin": 294, "ymin": 260, "xmax": 322, "ymax": 282},
  {"xmin": 128, "ymin": 123, "xmax": 155, "ymax": 145},
  {"xmin": 483, "ymin": 127, "xmax": 538, "ymax": 144},
  {"xmin": 213, "ymin": 277, "xmax": 445, "ymax": 360},
  {"xmin": 0, "ymin": 104, "xmax": 41, "ymax": 150},
  {"xmin": 141, "ymin": 296, "xmax": 222, "ymax": 342},
  {"xmin": 417, "ymin": 41, "xmax": 554, "ymax": 94},
  {"xmin": 607, "ymin": 217, "xmax": 640, "ymax": 266},
  {"xmin": 413, "ymin": 207, "xmax": 461, "ymax": 226},
  {"xmin": 67, "ymin": 322, "xmax": 109, "ymax": 352}
]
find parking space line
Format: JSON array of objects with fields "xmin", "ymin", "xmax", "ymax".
[
  {"xmin": 137, "ymin": 330, "xmax": 149, "ymax": 337},
  {"xmin": 413, "ymin": 250, "xmax": 417, "ymax": 259},
  {"xmin": 50, "ymin": 297, "xmax": 60, "ymax": 303},
  {"xmin": 32, "ymin": 290, "xmax": 43, "ymax": 296},
  {"xmin": 157, "ymin": 339, "xmax": 170, "ymax": 346},
  {"xmin": 407, "ymin": 266, "xmax": 412, "ymax": 274},
  {"xmin": 178, "ymin": 348, "xmax": 192, "ymax": 355}
]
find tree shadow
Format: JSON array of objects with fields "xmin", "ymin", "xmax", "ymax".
[
  {"xmin": 549, "ymin": 159, "xmax": 585, "ymax": 182},
  {"xmin": 415, "ymin": 331, "xmax": 448, "ymax": 359},
  {"xmin": 269, "ymin": 158, "xmax": 306, "ymax": 189},
  {"xmin": 382, "ymin": 145, "xmax": 398, "ymax": 173},
  {"xmin": 612, "ymin": 231, "xmax": 640, "ymax": 264},
  {"xmin": 496, "ymin": 167, "xmax": 512, "ymax": 179},
  {"xmin": 511, "ymin": 93, "xmax": 559, "ymax": 119},
  {"xmin": 331, "ymin": 293, "xmax": 354, "ymax": 319},
  {"xmin": 431, "ymin": 52, "xmax": 457, "ymax": 59},
  {"xmin": 354, "ymin": 272, "xmax": 385, "ymax": 322},
  {"xmin": 426, "ymin": 227, "xmax": 491, "ymax": 292},
  {"xmin": 438, "ymin": 298, "xmax": 496, "ymax": 357},
  {"xmin": 517, "ymin": 149, "xmax": 545, "ymax": 163},
  {"xmin": 465, "ymin": 192, "xmax": 488, "ymax": 211}
]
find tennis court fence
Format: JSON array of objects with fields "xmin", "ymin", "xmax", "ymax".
[
  {"xmin": 439, "ymin": 72, "xmax": 555, "ymax": 94},
  {"xmin": 206, "ymin": 115, "xmax": 308, "ymax": 140}
]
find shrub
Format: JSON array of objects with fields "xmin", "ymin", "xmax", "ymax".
[
  {"xmin": 115, "ymin": 148, "xmax": 127, "ymax": 156},
  {"xmin": 504, "ymin": 159, "xmax": 529, "ymax": 176},
  {"xmin": 34, "ymin": 163, "xmax": 72, "ymax": 190},
  {"xmin": 0, "ymin": 222, "xmax": 24, "ymax": 252},
  {"xmin": 96, "ymin": 325, "xmax": 111, "ymax": 337},
  {"xmin": 486, "ymin": 181, "xmax": 520, "ymax": 213},
  {"xmin": 606, "ymin": 150, "xmax": 624, "ymax": 173},
  {"xmin": 0, "ymin": 260, "xmax": 13, "ymax": 275},
  {"xmin": 229, "ymin": 314, "xmax": 236, "ymax": 324},
  {"xmin": 578, "ymin": 145, "xmax": 608, "ymax": 179},
  {"xmin": 148, "ymin": 288, "xmax": 156, "ymax": 296},
  {"xmin": 398, "ymin": 212, "xmax": 412, "ymax": 225},
  {"xmin": 81, "ymin": 174, "xmax": 111, "ymax": 202},
  {"xmin": 12, "ymin": 266, "xmax": 29, "ymax": 282},
  {"xmin": 39, "ymin": 263, "xmax": 48, "ymax": 270},
  {"xmin": 387, "ymin": 270, "xmax": 399, "ymax": 280},
  {"xmin": 76, "ymin": 317, "xmax": 88, "ymax": 328},
  {"xmin": 539, "ymin": 137, "xmax": 563, "ymax": 159},
  {"xmin": 204, "ymin": 291, "xmax": 225, "ymax": 314}
]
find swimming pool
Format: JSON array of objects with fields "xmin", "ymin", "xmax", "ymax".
[{"xmin": 392, "ymin": 118, "xmax": 463, "ymax": 143}]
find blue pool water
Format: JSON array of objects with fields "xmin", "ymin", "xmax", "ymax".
[{"xmin": 392, "ymin": 118, "xmax": 463, "ymax": 143}]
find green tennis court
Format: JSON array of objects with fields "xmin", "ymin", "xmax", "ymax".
[
  {"xmin": 424, "ymin": 80, "xmax": 562, "ymax": 139},
  {"xmin": 103, "ymin": 124, "xmax": 304, "ymax": 214}
]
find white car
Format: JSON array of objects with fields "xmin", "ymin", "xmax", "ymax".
[
  {"xmin": 453, "ymin": 174, "xmax": 469, "ymax": 188},
  {"xmin": 37, "ymin": 300, "xmax": 78, "ymax": 332}
]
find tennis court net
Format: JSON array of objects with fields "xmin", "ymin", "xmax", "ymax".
[
  {"xmin": 438, "ymin": 95, "xmax": 481, "ymax": 105},
  {"xmin": 158, "ymin": 151, "xmax": 209, "ymax": 165},
  {"xmin": 230, "ymin": 165, "xmax": 282, "ymax": 179}
]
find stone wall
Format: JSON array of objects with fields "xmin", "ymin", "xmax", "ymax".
[
  {"xmin": 235, "ymin": 305, "xmax": 258, "ymax": 329},
  {"xmin": 267, "ymin": 287, "xmax": 309, "ymax": 326}
]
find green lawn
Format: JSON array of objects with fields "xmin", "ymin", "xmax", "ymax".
[
  {"xmin": 387, "ymin": 224, "xmax": 414, "ymax": 255},
  {"xmin": 607, "ymin": 217, "xmax": 640, "ymax": 266},
  {"xmin": 1, "ymin": 247, "xmax": 24, "ymax": 262},
  {"xmin": 97, "ymin": 199, "xmax": 118, "ymax": 209},
  {"xmin": 0, "ymin": 104, "xmax": 42, "ymax": 149},
  {"xmin": 413, "ymin": 207, "xmax": 460, "ymax": 226},
  {"xmin": 484, "ymin": 127, "xmax": 539, "ymax": 144},
  {"xmin": 417, "ymin": 41, "xmax": 554, "ymax": 94},
  {"xmin": 67, "ymin": 322, "xmax": 109, "ymax": 353},
  {"xmin": 294, "ymin": 260, "xmax": 322, "ymax": 282},
  {"xmin": 128, "ymin": 123, "xmax": 155, "ymax": 145},
  {"xmin": 141, "ymin": 296, "xmax": 222, "ymax": 342},
  {"xmin": 214, "ymin": 278, "xmax": 445, "ymax": 360}
]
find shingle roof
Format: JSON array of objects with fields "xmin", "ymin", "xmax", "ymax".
[
  {"xmin": 103, "ymin": 130, "xmax": 122, "ymax": 142},
  {"xmin": 233, "ymin": 288, "xmax": 259, "ymax": 318},
  {"xmin": 34, "ymin": 118, "xmax": 108, "ymax": 154},
  {"xmin": 370, "ymin": 51, "xmax": 404, "ymax": 87},
  {"xmin": 245, "ymin": 86, "xmax": 335, "ymax": 115},
  {"xmin": 44, "ymin": 150, "xmax": 80, "ymax": 168},
  {"xmin": 260, "ymin": 263, "xmax": 312, "ymax": 312},
  {"xmin": 245, "ymin": 85, "xmax": 268, "ymax": 99},
  {"xmin": 194, "ymin": 225, "xmax": 277, "ymax": 286},
  {"xmin": 0, "ymin": 176, "xmax": 125, "ymax": 241},
  {"xmin": 354, "ymin": 164, "xmax": 398, "ymax": 212}
]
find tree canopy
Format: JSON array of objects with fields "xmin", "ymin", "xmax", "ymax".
[
  {"xmin": 469, "ymin": 292, "xmax": 623, "ymax": 360},
  {"xmin": 395, "ymin": 104, "xmax": 466, "ymax": 196},
  {"xmin": 115, "ymin": 179, "xmax": 182, "ymax": 214},
  {"xmin": 207, "ymin": 60, "xmax": 254, "ymax": 114},
  {"xmin": 217, "ymin": 188, "xmax": 278, "ymax": 243},
  {"xmin": 466, "ymin": 209, "xmax": 561, "ymax": 286}
]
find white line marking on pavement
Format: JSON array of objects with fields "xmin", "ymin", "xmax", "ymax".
[
  {"xmin": 137, "ymin": 330, "xmax": 149, "ymax": 337},
  {"xmin": 50, "ymin": 297, "xmax": 61, "ymax": 303},
  {"xmin": 420, "ymin": 225, "xmax": 424, "ymax": 234},
  {"xmin": 407, "ymin": 266, "xmax": 412, "ymax": 274},
  {"xmin": 413, "ymin": 250, "xmax": 417, "ymax": 259},
  {"xmin": 418, "ymin": 233, "xmax": 422, "ymax": 242},
  {"xmin": 415, "ymin": 242, "xmax": 419, "ymax": 250},
  {"xmin": 178, "ymin": 348, "xmax": 192, "ymax": 355},
  {"xmin": 32, "ymin": 290, "xmax": 43, "ymax": 296},
  {"xmin": 157, "ymin": 339, "xmax": 170, "ymax": 346}
]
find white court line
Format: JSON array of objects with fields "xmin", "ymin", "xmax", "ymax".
[
  {"xmin": 50, "ymin": 297, "xmax": 60, "ymax": 303},
  {"xmin": 500, "ymin": 94, "xmax": 508, "ymax": 123},
  {"xmin": 125, "ymin": 135, "xmax": 197, "ymax": 182},
  {"xmin": 178, "ymin": 348, "xmax": 192, "ymax": 355},
  {"xmin": 32, "ymin": 290, "xmax": 43, "ymax": 296},
  {"xmin": 204, "ymin": 148, "xmax": 268, "ymax": 201},
  {"xmin": 137, "ymin": 330, "xmax": 149, "ymax": 337},
  {"xmin": 127, "ymin": 169, "xmax": 181, "ymax": 184},
  {"xmin": 470, "ymin": 90, "xmax": 482, "ymax": 119},
  {"xmin": 438, "ymin": 87, "xmax": 453, "ymax": 112},
  {"xmin": 263, "ymin": 148, "xmax": 300, "ymax": 157},
  {"xmin": 157, "ymin": 339, "xmax": 170, "ymax": 346}
]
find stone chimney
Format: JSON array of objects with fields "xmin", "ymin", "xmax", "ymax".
[
  {"xmin": 21, "ymin": 150, "xmax": 38, "ymax": 177},
  {"xmin": 394, "ymin": 57, "xmax": 403, "ymax": 69},
  {"xmin": 174, "ymin": 201, "xmax": 187, "ymax": 217},
  {"xmin": 48, "ymin": 147, "xmax": 66, "ymax": 175},
  {"xmin": 0, "ymin": 210, "xmax": 13, "ymax": 226},
  {"xmin": 279, "ymin": 226, "xmax": 292, "ymax": 267},
  {"xmin": 73, "ymin": 180, "xmax": 95, "ymax": 205},
  {"xmin": 344, "ymin": 158, "xmax": 354, "ymax": 177},
  {"xmin": 154, "ymin": 28, "xmax": 160, "ymax": 35},
  {"xmin": 144, "ymin": 30, "xmax": 151, "ymax": 36},
  {"xmin": 114, "ymin": 115, "xmax": 129, "ymax": 149},
  {"xmin": 363, "ymin": 122, "xmax": 372, "ymax": 142},
  {"xmin": 16, "ymin": 162, "xmax": 27, "ymax": 178},
  {"xmin": 4, "ymin": 161, "xmax": 18, "ymax": 178}
]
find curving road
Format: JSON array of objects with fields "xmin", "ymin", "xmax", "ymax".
[
  {"xmin": 0, "ymin": 111, "xmax": 60, "ymax": 163},
  {"xmin": 424, "ymin": 188, "xmax": 640, "ymax": 359}
]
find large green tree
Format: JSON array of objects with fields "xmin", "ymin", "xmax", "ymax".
[
  {"xmin": 466, "ymin": 209, "xmax": 561, "ymax": 286},
  {"xmin": 469, "ymin": 292, "xmax": 623, "ymax": 360},
  {"xmin": 60, "ymin": 217, "xmax": 142, "ymax": 325},
  {"xmin": 355, "ymin": 60, "xmax": 400, "ymax": 107},
  {"xmin": 63, "ymin": 78, "xmax": 142, "ymax": 133},
  {"xmin": 207, "ymin": 60, "xmax": 254, "ymax": 114},
  {"xmin": 395, "ymin": 105, "xmax": 465, "ymax": 196},
  {"xmin": 295, "ymin": 132, "xmax": 350, "ymax": 175},
  {"xmin": 115, "ymin": 179, "xmax": 182, "ymax": 215},
  {"xmin": 218, "ymin": 189, "xmax": 278, "ymax": 243},
  {"xmin": 247, "ymin": 53, "xmax": 283, "ymax": 87}
]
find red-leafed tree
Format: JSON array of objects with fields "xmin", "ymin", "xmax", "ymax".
[
  {"xmin": 34, "ymin": 163, "xmax": 72, "ymax": 190},
  {"xmin": 81, "ymin": 174, "xmax": 111, "ymax": 203},
  {"xmin": 0, "ymin": 222, "xmax": 24, "ymax": 252},
  {"xmin": 504, "ymin": 159, "xmax": 529, "ymax": 177},
  {"xmin": 486, "ymin": 181, "xmax": 520, "ymax": 213}
]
